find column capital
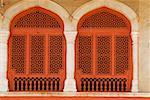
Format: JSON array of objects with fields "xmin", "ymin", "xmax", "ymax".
[
  {"xmin": 131, "ymin": 31, "xmax": 139, "ymax": 45},
  {"xmin": 64, "ymin": 31, "xmax": 77, "ymax": 43},
  {"xmin": 0, "ymin": 30, "xmax": 10, "ymax": 44},
  {"xmin": 131, "ymin": 31, "xmax": 139, "ymax": 37}
]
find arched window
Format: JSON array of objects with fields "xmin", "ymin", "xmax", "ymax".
[
  {"xmin": 75, "ymin": 7, "xmax": 133, "ymax": 92},
  {"xmin": 8, "ymin": 7, "xmax": 66, "ymax": 92}
]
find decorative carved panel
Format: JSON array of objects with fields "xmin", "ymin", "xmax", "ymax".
[
  {"xmin": 30, "ymin": 35, "xmax": 45, "ymax": 74},
  {"xmin": 8, "ymin": 7, "xmax": 66, "ymax": 92},
  {"xmin": 80, "ymin": 78, "xmax": 127, "ymax": 92},
  {"xmin": 115, "ymin": 36, "xmax": 129, "ymax": 75},
  {"xmin": 48, "ymin": 35, "xmax": 64, "ymax": 74},
  {"xmin": 11, "ymin": 35, "xmax": 26, "ymax": 73},
  {"xmin": 14, "ymin": 9, "xmax": 61, "ymax": 28},
  {"xmin": 96, "ymin": 36, "xmax": 112, "ymax": 75},
  {"xmin": 80, "ymin": 10, "xmax": 127, "ymax": 28},
  {"xmin": 75, "ymin": 7, "xmax": 132, "ymax": 92},
  {"xmin": 77, "ymin": 35, "xmax": 93, "ymax": 74},
  {"xmin": 14, "ymin": 77, "xmax": 60, "ymax": 91}
]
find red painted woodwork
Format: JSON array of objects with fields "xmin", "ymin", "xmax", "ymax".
[
  {"xmin": 7, "ymin": 7, "xmax": 66, "ymax": 92},
  {"xmin": 0, "ymin": 96, "xmax": 149, "ymax": 100},
  {"xmin": 75, "ymin": 7, "xmax": 133, "ymax": 92}
]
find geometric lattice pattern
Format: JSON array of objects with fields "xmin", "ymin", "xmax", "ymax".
[
  {"xmin": 49, "ymin": 35, "xmax": 64, "ymax": 74},
  {"xmin": 8, "ymin": 7, "xmax": 66, "ymax": 92},
  {"xmin": 80, "ymin": 10, "xmax": 127, "ymax": 28},
  {"xmin": 115, "ymin": 36, "xmax": 129, "ymax": 75},
  {"xmin": 77, "ymin": 36, "xmax": 93, "ymax": 74},
  {"xmin": 11, "ymin": 35, "xmax": 26, "ymax": 73},
  {"xmin": 76, "ymin": 7, "xmax": 132, "ymax": 92},
  {"xmin": 14, "ymin": 9, "xmax": 61, "ymax": 28},
  {"xmin": 30, "ymin": 35, "xmax": 45, "ymax": 74},
  {"xmin": 96, "ymin": 36, "xmax": 112, "ymax": 74}
]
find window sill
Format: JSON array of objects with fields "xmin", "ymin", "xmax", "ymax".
[{"xmin": 0, "ymin": 92, "xmax": 149, "ymax": 97}]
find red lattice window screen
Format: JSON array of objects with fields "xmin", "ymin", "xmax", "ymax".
[
  {"xmin": 96, "ymin": 36, "xmax": 112, "ymax": 75},
  {"xmin": 75, "ymin": 7, "xmax": 133, "ymax": 92},
  {"xmin": 115, "ymin": 36, "xmax": 130, "ymax": 75},
  {"xmin": 8, "ymin": 7, "xmax": 66, "ymax": 92},
  {"xmin": 77, "ymin": 35, "xmax": 93, "ymax": 74},
  {"xmin": 48, "ymin": 35, "xmax": 65, "ymax": 74},
  {"xmin": 11, "ymin": 35, "xmax": 26, "ymax": 73},
  {"xmin": 30, "ymin": 35, "xmax": 45, "ymax": 74}
]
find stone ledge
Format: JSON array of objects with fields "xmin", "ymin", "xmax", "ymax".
[{"xmin": 0, "ymin": 92, "xmax": 149, "ymax": 97}]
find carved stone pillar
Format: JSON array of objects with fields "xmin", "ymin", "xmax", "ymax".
[
  {"xmin": 0, "ymin": 30, "xmax": 9, "ymax": 91},
  {"xmin": 63, "ymin": 31, "xmax": 77, "ymax": 92},
  {"xmin": 131, "ymin": 31, "xmax": 139, "ymax": 92}
]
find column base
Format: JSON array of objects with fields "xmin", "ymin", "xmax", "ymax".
[
  {"xmin": 0, "ymin": 79, "xmax": 8, "ymax": 92},
  {"xmin": 131, "ymin": 79, "xmax": 138, "ymax": 92},
  {"xmin": 63, "ymin": 79, "xmax": 77, "ymax": 92}
]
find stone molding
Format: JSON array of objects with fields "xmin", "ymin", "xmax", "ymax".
[{"xmin": 0, "ymin": 0, "xmax": 139, "ymax": 92}]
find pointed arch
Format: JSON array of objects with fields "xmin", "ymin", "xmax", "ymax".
[
  {"xmin": 7, "ymin": 6, "xmax": 67, "ymax": 92},
  {"xmin": 72, "ymin": 0, "xmax": 138, "ymax": 32},
  {"xmin": 75, "ymin": 7, "xmax": 133, "ymax": 92},
  {"xmin": 73, "ymin": 0, "xmax": 139, "ymax": 92},
  {"xmin": 0, "ymin": 0, "xmax": 70, "ymax": 92},
  {"xmin": 2, "ymin": 0, "xmax": 70, "ymax": 31}
]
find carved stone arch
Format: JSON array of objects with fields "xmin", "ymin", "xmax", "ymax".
[
  {"xmin": 72, "ymin": 0, "xmax": 138, "ymax": 32},
  {"xmin": 78, "ymin": 7, "xmax": 131, "ymax": 29},
  {"xmin": 2, "ymin": 0, "xmax": 70, "ymax": 31},
  {"xmin": 72, "ymin": 0, "xmax": 139, "ymax": 92},
  {"xmin": 75, "ymin": 7, "xmax": 133, "ymax": 92},
  {"xmin": 8, "ymin": 6, "xmax": 66, "ymax": 92},
  {"xmin": 11, "ymin": 7, "xmax": 63, "ymax": 29},
  {"xmin": 0, "ymin": 0, "xmax": 70, "ymax": 92}
]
